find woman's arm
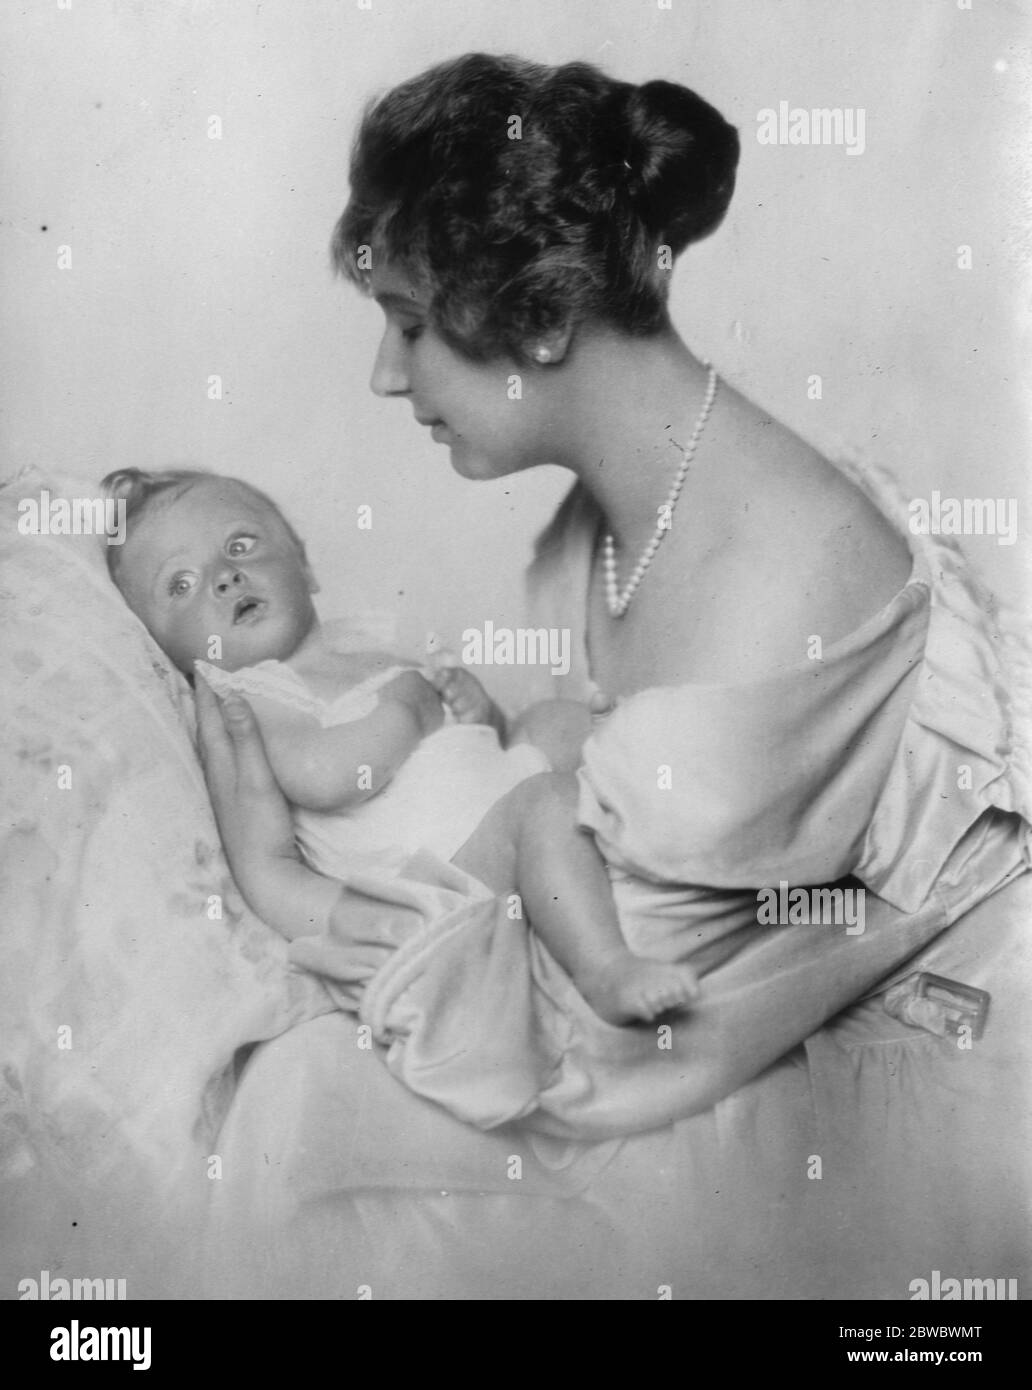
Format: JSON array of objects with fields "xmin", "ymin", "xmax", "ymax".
[{"xmin": 523, "ymin": 893, "xmax": 951, "ymax": 1141}]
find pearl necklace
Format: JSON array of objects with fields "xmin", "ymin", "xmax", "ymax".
[{"xmin": 602, "ymin": 364, "xmax": 718, "ymax": 617}]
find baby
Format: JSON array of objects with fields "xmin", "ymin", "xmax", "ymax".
[{"xmin": 102, "ymin": 466, "xmax": 699, "ymax": 1025}]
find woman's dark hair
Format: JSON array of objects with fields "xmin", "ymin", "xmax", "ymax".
[{"xmin": 332, "ymin": 53, "xmax": 739, "ymax": 363}]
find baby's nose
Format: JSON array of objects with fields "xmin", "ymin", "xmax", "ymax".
[{"xmin": 214, "ymin": 567, "xmax": 245, "ymax": 595}]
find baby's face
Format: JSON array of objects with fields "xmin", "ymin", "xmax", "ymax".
[{"xmin": 116, "ymin": 479, "xmax": 317, "ymax": 674}]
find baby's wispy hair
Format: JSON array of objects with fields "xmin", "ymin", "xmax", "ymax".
[{"xmin": 100, "ymin": 466, "xmax": 310, "ymax": 585}]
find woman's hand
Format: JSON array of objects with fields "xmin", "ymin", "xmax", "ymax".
[{"xmin": 194, "ymin": 673, "xmax": 341, "ymax": 939}]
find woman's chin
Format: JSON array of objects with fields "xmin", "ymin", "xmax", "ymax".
[
  {"xmin": 447, "ymin": 453, "xmax": 488, "ymax": 480},
  {"xmin": 446, "ymin": 444, "xmax": 514, "ymax": 481}
]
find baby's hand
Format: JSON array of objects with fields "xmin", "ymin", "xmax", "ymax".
[
  {"xmin": 428, "ymin": 665, "xmax": 506, "ymax": 735},
  {"xmin": 382, "ymin": 668, "xmax": 445, "ymax": 738}
]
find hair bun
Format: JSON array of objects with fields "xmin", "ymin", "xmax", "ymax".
[
  {"xmin": 336, "ymin": 55, "xmax": 737, "ymax": 354},
  {"xmin": 620, "ymin": 80, "xmax": 740, "ymax": 251}
]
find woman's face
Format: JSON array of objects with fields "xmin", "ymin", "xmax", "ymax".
[{"xmin": 366, "ymin": 261, "xmax": 558, "ymax": 480}]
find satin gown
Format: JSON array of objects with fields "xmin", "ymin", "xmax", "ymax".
[{"xmin": 205, "ymin": 462, "xmax": 1031, "ymax": 1300}]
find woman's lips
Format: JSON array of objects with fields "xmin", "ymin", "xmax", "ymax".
[{"xmin": 416, "ymin": 413, "xmax": 449, "ymax": 440}]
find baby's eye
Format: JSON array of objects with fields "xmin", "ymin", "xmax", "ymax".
[
  {"xmin": 168, "ymin": 573, "xmax": 196, "ymax": 597},
  {"xmin": 226, "ymin": 534, "xmax": 257, "ymax": 558},
  {"xmin": 401, "ymin": 323, "xmax": 425, "ymax": 343}
]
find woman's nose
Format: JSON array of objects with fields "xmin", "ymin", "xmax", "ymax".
[{"xmin": 369, "ymin": 330, "xmax": 410, "ymax": 398}]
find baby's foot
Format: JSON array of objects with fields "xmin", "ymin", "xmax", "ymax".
[{"xmin": 579, "ymin": 955, "xmax": 699, "ymax": 1025}]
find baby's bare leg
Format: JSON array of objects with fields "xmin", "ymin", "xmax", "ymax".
[
  {"xmin": 452, "ymin": 772, "xmax": 698, "ymax": 1024},
  {"xmin": 507, "ymin": 699, "xmax": 594, "ymax": 773}
]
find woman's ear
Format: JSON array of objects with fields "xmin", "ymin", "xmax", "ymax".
[{"xmin": 530, "ymin": 322, "xmax": 574, "ymax": 366}]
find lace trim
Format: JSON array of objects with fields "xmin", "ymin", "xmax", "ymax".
[{"xmin": 194, "ymin": 659, "xmax": 412, "ymax": 728}]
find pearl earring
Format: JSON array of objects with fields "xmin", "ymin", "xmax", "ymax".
[{"xmin": 532, "ymin": 345, "xmax": 552, "ymax": 364}]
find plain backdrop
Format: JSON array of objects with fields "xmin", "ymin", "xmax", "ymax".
[{"xmin": 2, "ymin": 0, "xmax": 1029, "ymax": 707}]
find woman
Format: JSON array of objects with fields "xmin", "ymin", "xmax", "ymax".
[{"xmin": 198, "ymin": 54, "xmax": 1030, "ymax": 1297}]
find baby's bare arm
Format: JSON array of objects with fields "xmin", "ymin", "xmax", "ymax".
[{"xmin": 249, "ymin": 670, "xmax": 444, "ymax": 813}]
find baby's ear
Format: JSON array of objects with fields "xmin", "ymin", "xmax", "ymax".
[{"xmin": 297, "ymin": 544, "xmax": 320, "ymax": 593}]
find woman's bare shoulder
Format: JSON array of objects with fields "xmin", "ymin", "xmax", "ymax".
[{"xmin": 692, "ymin": 396, "xmax": 914, "ymax": 678}]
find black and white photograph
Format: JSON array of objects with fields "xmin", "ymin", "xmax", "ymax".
[{"xmin": 2, "ymin": 0, "xmax": 1030, "ymax": 1337}]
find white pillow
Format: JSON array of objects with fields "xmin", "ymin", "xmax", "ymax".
[{"xmin": 0, "ymin": 466, "xmax": 331, "ymax": 1254}]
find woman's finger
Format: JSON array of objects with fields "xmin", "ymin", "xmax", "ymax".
[
  {"xmin": 194, "ymin": 669, "xmax": 297, "ymax": 882},
  {"xmin": 194, "ymin": 669, "xmax": 233, "ymax": 777},
  {"xmin": 195, "ymin": 672, "xmax": 276, "ymax": 800},
  {"xmin": 218, "ymin": 695, "xmax": 282, "ymax": 797}
]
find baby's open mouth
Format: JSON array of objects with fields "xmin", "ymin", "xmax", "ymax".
[{"xmin": 232, "ymin": 595, "xmax": 266, "ymax": 624}]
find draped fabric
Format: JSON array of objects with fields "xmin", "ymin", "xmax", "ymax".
[
  {"xmin": 279, "ymin": 471, "xmax": 1029, "ymax": 1138},
  {"xmin": 204, "ymin": 453, "xmax": 1031, "ymax": 1297}
]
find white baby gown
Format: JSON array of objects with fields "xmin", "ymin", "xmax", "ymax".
[{"xmin": 195, "ymin": 657, "xmax": 549, "ymax": 879}]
